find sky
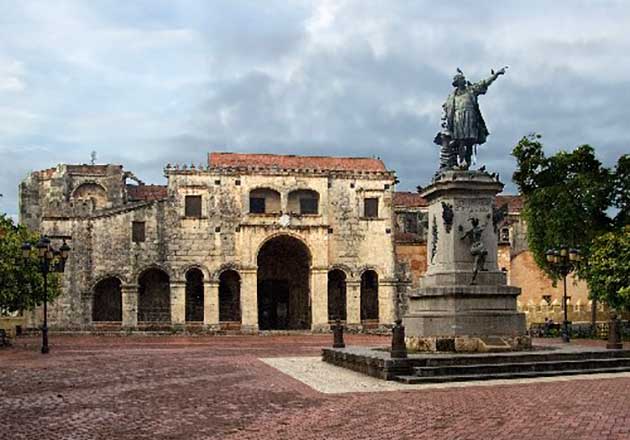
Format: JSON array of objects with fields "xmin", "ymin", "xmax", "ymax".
[{"xmin": 1, "ymin": 0, "xmax": 629, "ymax": 219}]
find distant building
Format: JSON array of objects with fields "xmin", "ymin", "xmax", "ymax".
[{"xmin": 19, "ymin": 152, "xmax": 594, "ymax": 331}]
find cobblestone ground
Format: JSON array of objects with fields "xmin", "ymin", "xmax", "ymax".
[{"xmin": 1, "ymin": 335, "xmax": 629, "ymax": 440}]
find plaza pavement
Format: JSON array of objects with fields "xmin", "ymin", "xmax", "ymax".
[{"xmin": 1, "ymin": 334, "xmax": 629, "ymax": 440}]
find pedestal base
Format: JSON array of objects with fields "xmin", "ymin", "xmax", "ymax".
[
  {"xmin": 403, "ymin": 285, "xmax": 529, "ymax": 352},
  {"xmin": 405, "ymin": 335, "xmax": 532, "ymax": 353}
]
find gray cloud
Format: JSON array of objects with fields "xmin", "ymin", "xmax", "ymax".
[{"xmin": 1, "ymin": 0, "xmax": 630, "ymax": 217}]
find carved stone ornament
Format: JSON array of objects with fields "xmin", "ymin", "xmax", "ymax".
[
  {"xmin": 441, "ymin": 201, "xmax": 454, "ymax": 233},
  {"xmin": 431, "ymin": 215, "xmax": 438, "ymax": 263},
  {"xmin": 279, "ymin": 214, "xmax": 290, "ymax": 228}
]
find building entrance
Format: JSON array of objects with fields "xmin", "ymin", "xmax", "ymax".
[{"xmin": 257, "ymin": 235, "xmax": 311, "ymax": 330}]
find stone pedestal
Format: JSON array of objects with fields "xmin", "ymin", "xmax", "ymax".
[{"xmin": 403, "ymin": 170, "xmax": 529, "ymax": 352}]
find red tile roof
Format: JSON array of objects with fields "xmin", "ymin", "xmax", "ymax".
[
  {"xmin": 495, "ymin": 195, "xmax": 524, "ymax": 212},
  {"xmin": 127, "ymin": 184, "xmax": 168, "ymax": 201},
  {"xmin": 393, "ymin": 192, "xmax": 428, "ymax": 208},
  {"xmin": 208, "ymin": 152, "xmax": 387, "ymax": 172}
]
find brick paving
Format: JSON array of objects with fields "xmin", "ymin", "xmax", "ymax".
[{"xmin": 1, "ymin": 335, "xmax": 629, "ymax": 440}]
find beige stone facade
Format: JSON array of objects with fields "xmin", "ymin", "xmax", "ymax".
[
  {"xmin": 19, "ymin": 153, "xmax": 604, "ymax": 332},
  {"xmin": 20, "ymin": 153, "xmax": 398, "ymax": 331}
]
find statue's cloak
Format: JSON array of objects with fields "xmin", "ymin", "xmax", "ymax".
[{"xmin": 434, "ymin": 80, "xmax": 491, "ymax": 146}]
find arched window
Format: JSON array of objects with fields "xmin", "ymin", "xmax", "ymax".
[
  {"xmin": 327, "ymin": 270, "xmax": 347, "ymax": 321},
  {"xmin": 360, "ymin": 270, "xmax": 379, "ymax": 321},
  {"xmin": 288, "ymin": 189, "xmax": 319, "ymax": 215},
  {"xmin": 219, "ymin": 270, "xmax": 241, "ymax": 322},
  {"xmin": 185, "ymin": 268, "xmax": 204, "ymax": 322},
  {"xmin": 92, "ymin": 277, "xmax": 122, "ymax": 322},
  {"xmin": 249, "ymin": 188, "xmax": 281, "ymax": 214}
]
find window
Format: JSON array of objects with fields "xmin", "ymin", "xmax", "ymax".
[
  {"xmin": 300, "ymin": 197, "xmax": 318, "ymax": 214},
  {"xmin": 132, "ymin": 221, "xmax": 145, "ymax": 243},
  {"xmin": 500, "ymin": 227, "xmax": 510, "ymax": 243},
  {"xmin": 250, "ymin": 197, "xmax": 266, "ymax": 214},
  {"xmin": 364, "ymin": 198, "xmax": 379, "ymax": 218},
  {"xmin": 185, "ymin": 195, "xmax": 202, "ymax": 218},
  {"xmin": 542, "ymin": 295, "xmax": 552, "ymax": 305}
]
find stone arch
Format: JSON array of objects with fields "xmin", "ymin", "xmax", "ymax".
[
  {"xmin": 287, "ymin": 188, "xmax": 319, "ymax": 214},
  {"xmin": 257, "ymin": 234, "xmax": 312, "ymax": 330},
  {"xmin": 328, "ymin": 269, "xmax": 347, "ymax": 322},
  {"xmin": 360, "ymin": 270, "xmax": 379, "ymax": 322},
  {"xmin": 211, "ymin": 262, "xmax": 241, "ymax": 282},
  {"xmin": 71, "ymin": 182, "xmax": 108, "ymax": 209},
  {"xmin": 92, "ymin": 276, "xmax": 122, "ymax": 322},
  {"xmin": 138, "ymin": 267, "xmax": 171, "ymax": 322},
  {"xmin": 329, "ymin": 264, "xmax": 354, "ymax": 279},
  {"xmin": 255, "ymin": 231, "xmax": 315, "ymax": 262},
  {"xmin": 178, "ymin": 264, "xmax": 210, "ymax": 283},
  {"xmin": 132, "ymin": 263, "xmax": 173, "ymax": 285},
  {"xmin": 185, "ymin": 268, "xmax": 204, "ymax": 322},
  {"xmin": 219, "ymin": 270, "xmax": 241, "ymax": 322}
]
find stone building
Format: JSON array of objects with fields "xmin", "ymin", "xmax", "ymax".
[
  {"xmin": 19, "ymin": 152, "xmax": 597, "ymax": 332},
  {"xmin": 20, "ymin": 153, "xmax": 399, "ymax": 332}
]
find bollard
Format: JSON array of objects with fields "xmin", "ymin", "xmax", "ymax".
[
  {"xmin": 391, "ymin": 319, "xmax": 407, "ymax": 358},
  {"xmin": 607, "ymin": 311, "xmax": 623, "ymax": 350},
  {"xmin": 332, "ymin": 318, "xmax": 345, "ymax": 348}
]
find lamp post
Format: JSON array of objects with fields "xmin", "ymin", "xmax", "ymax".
[
  {"xmin": 21, "ymin": 236, "xmax": 70, "ymax": 354},
  {"xmin": 545, "ymin": 245, "xmax": 583, "ymax": 343}
]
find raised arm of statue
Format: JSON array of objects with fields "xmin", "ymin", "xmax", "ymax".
[{"xmin": 472, "ymin": 66, "xmax": 507, "ymax": 96}]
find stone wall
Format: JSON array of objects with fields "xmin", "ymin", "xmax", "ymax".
[{"xmin": 21, "ymin": 158, "xmax": 399, "ymax": 332}]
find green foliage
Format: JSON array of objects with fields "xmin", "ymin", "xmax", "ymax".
[
  {"xmin": 586, "ymin": 227, "xmax": 630, "ymax": 310},
  {"xmin": 511, "ymin": 134, "xmax": 613, "ymax": 279},
  {"xmin": 0, "ymin": 214, "xmax": 60, "ymax": 314},
  {"xmin": 612, "ymin": 154, "xmax": 630, "ymax": 227}
]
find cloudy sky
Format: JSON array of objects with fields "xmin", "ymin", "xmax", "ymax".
[{"xmin": 1, "ymin": 0, "xmax": 629, "ymax": 218}]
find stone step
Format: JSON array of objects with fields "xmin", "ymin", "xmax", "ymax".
[
  {"xmin": 394, "ymin": 366, "xmax": 630, "ymax": 384},
  {"xmin": 414, "ymin": 350, "xmax": 630, "ymax": 368},
  {"xmin": 413, "ymin": 357, "xmax": 630, "ymax": 377}
]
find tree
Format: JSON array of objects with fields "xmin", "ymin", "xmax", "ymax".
[
  {"xmin": 511, "ymin": 134, "xmax": 613, "ymax": 278},
  {"xmin": 0, "ymin": 214, "xmax": 60, "ymax": 314},
  {"xmin": 612, "ymin": 154, "xmax": 630, "ymax": 227},
  {"xmin": 586, "ymin": 227, "xmax": 630, "ymax": 310}
]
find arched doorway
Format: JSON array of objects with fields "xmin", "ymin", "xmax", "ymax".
[
  {"xmin": 138, "ymin": 268, "xmax": 171, "ymax": 322},
  {"xmin": 92, "ymin": 277, "xmax": 122, "ymax": 322},
  {"xmin": 185, "ymin": 268, "xmax": 204, "ymax": 322},
  {"xmin": 327, "ymin": 269, "xmax": 347, "ymax": 322},
  {"xmin": 257, "ymin": 235, "xmax": 311, "ymax": 330},
  {"xmin": 219, "ymin": 270, "xmax": 241, "ymax": 322},
  {"xmin": 361, "ymin": 270, "xmax": 379, "ymax": 322}
]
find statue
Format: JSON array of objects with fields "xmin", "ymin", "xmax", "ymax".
[
  {"xmin": 434, "ymin": 67, "xmax": 507, "ymax": 170},
  {"xmin": 459, "ymin": 217, "xmax": 488, "ymax": 284}
]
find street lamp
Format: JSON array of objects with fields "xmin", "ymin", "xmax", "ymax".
[
  {"xmin": 21, "ymin": 236, "xmax": 71, "ymax": 354},
  {"xmin": 545, "ymin": 245, "xmax": 583, "ymax": 343}
]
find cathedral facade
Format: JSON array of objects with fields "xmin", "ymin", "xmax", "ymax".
[{"xmin": 20, "ymin": 153, "xmax": 400, "ymax": 331}]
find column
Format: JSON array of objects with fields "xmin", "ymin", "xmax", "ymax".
[
  {"xmin": 240, "ymin": 268, "xmax": 258, "ymax": 333},
  {"xmin": 203, "ymin": 280, "xmax": 219, "ymax": 327},
  {"xmin": 346, "ymin": 280, "xmax": 361, "ymax": 325},
  {"xmin": 170, "ymin": 281, "xmax": 186, "ymax": 325},
  {"xmin": 121, "ymin": 284, "xmax": 138, "ymax": 329},
  {"xmin": 310, "ymin": 268, "xmax": 329, "ymax": 331},
  {"xmin": 379, "ymin": 280, "xmax": 397, "ymax": 325}
]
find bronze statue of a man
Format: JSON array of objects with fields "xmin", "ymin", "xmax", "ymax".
[{"xmin": 434, "ymin": 67, "xmax": 507, "ymax": 170}]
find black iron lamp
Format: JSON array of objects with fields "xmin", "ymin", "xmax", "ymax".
[
  {"xmin": 21, "ymin": 236, "xmax": 71, "ymax": 354},
  {"xmin": 545, "ymin": 245, "xmax": 583, "ymax": 343}
]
